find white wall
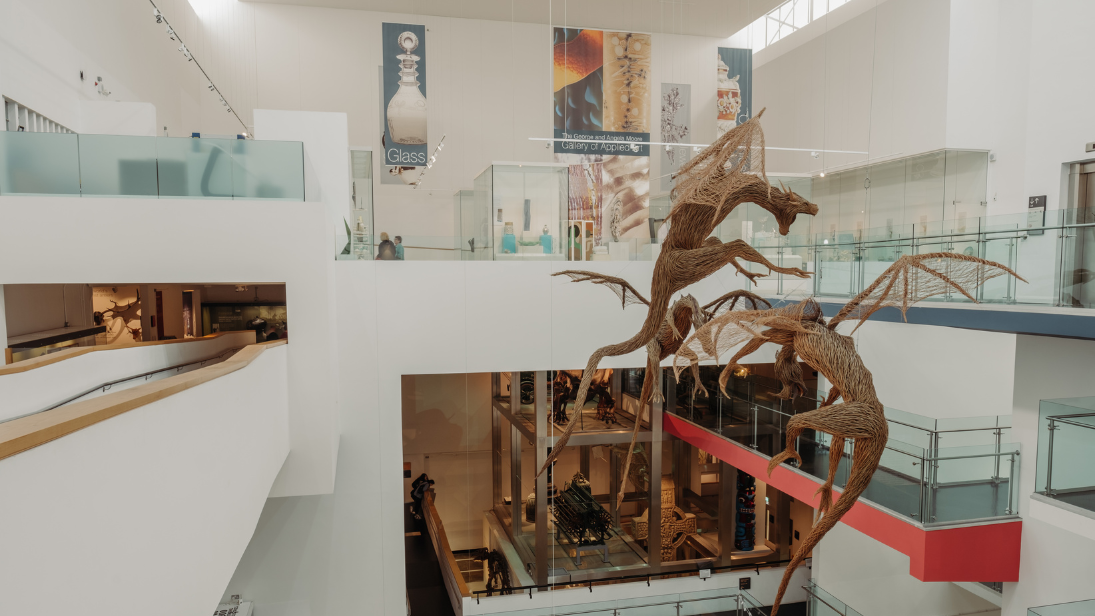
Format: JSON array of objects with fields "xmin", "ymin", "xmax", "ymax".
[
  {"xmin": 3, "ymin": 283, "xmax": 93, "ymax": 339},
  {"xmin": 0, "ymin": 0, "xmax": 206, "ymax": 136},
  {"xmin": 0, "ymin": 330, "xmax": 254, "ymax": 422},
  {"xmin": 752, "ymin": 0, "xmax": 951, "ymax": 176},
  {"xmin": 0, "ymin": 344, "xmax": 289, "ymax": 616},
  {"xmin": 224, "ymin": 5, "xmax": 739, "ymax": 242},
  {"xmin": 1003, "ymin": 334, "xmax": 1095, "ymax": 615},
  {"xmin": 0, "ymin": 195, "xmax": 339, "ymax": 498},
  {"xmin": 853, "ymin": 320, "xmax": 1017, "ymax": 420},
  {"xmin": 814, "ymin": 523, "xmax": 999, "ymax": 616}
]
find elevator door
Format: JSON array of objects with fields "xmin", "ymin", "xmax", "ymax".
[{"xmin": 1066, "ymin": 163, "xmax": 1095, "ymax": 306}]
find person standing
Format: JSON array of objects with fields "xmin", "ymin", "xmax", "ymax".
[
  {"xmin": 376, "ymin": 232, "xmax": 397, "ymax": 260},
  {"xmin": 394, "ymin": 235, "xmax": 405, "ymax": 260},
  {"xmin": 409, "ymin": 473, "xmax": 435, "ymax": 520}
]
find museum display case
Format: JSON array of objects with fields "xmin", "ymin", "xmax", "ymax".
[
  {"xmin": 1036, "ymin": 397, "xmax": 1095, "ymax": 513},
  {"xmin": 336, "ymin": 148, "xmax": 375, "ymax": 260},
  {"xmin": 452, "ymin": 189, "xmax": 475, "ymax": 260},
  {"xmin": 461, "ymin": 164, "xmax": 568, "ymax": 261}
]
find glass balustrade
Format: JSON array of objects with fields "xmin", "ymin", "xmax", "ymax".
[
  {"xmin": 466, "ymin": 586, "xmax": 766, "ymax": 614},
  {"xmin": 662, "ymin": 366, "xmax": 1020, "ymax": 526},
  {"xmin": 0, "ymin": 131, "xmax": 304, "ymax": 200},
  {"xmin": 1036, "ymin": 397, "xmax": 1095, "ymax": 514},
  {"xmin": 1029, "ymin": 599, "xmax": 1095, "ymax": 616},
  {"xmin": 804, "ymin": 580, "xmax": 863, "ymax": 616}
]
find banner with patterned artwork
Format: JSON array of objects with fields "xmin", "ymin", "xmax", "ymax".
[
  {"xmin": 553, "ymin": 28, "xmax": 651, "ymax": 157},
  {"xmin": 716, "ymin": 48, "xmax": 752, "ymax": 138},
  {"xmin": 659, "ymin": 83, "xmax": 691, "ymax": 192},
  {"xmin": 553, "ymin": 28, "xmax": 652, "ymax": 255}
]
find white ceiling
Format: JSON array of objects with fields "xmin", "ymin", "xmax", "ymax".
[{"xmin": 238, "ymin": 0, "xmax": 784, "ymax": 39}]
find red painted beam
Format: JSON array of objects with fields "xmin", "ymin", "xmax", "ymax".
[{"xmin": 664, "ymin": 413, "xmax": 1021, "ymax": 582}]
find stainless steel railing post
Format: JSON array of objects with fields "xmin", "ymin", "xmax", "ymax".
[{"xmin": 1045, "ymin": 418, "xmax": 1058, "ymax": 496}]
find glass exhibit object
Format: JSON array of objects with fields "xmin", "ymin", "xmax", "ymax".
[
  {"xmin": 386, "ymin": 31, "xmax": 427, "ymax": 145},
  {"xmin": 462, "ymin": 164, "xmax": 568, "ymax": 260}
]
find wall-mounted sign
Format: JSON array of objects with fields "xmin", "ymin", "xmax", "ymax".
[
  {"xmin": 1028, "ymin": 195, "xmax": 1046, "ymax": 235},
  {"xmin": 382, "ymin": 23, "xmax": 427, "ymax": 168}
]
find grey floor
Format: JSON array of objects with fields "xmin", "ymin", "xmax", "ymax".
[{"xmin": 1048, "ymin": 489, "xmax": 1095, "ymax": 513}]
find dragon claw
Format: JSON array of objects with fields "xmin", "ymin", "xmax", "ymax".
[{"xmin": 767, "ymin": 449, "xmax": 803, "ymax": 476}]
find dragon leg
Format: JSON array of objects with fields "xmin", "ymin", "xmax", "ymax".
[
  {"xmin": 766, "ymin": 402, "xmax": 884, "ymax": 477},
  {"xmin": 815, "ymin": 436, "xmax": 845, "ymax": 517}
]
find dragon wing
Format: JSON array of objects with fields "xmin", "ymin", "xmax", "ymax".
[
  {"xmin": 672, "ymin": 299, "xmax": 817, "ymax": 377},
  {"xmin": 552, "ymin": 270, "xmax": 650, "ymax": 308},
  {"xmin": 702, "ymin": 289, "xmax": 772, "ymax": 319},
  {"xmin": 827, "ymin": 253, "xmax": 1026, "ymax": 334}
]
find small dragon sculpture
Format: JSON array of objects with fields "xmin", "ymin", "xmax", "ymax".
[{"xmin": 673, "ymin": 253, "xmax": 1026, "ymax": 615}]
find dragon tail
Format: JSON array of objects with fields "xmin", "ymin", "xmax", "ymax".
[{"xmin": 769, "ymin": 437, "xmax": 884, "ymax": 616}]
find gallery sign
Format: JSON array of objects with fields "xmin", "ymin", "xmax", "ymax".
[
  {"xmin": 553, "ymin": 28, "xmax": 651, "ymax": 156},
  {"xmin": 382, "ymin": 23, "xmax": 427, "ymax": 167}
]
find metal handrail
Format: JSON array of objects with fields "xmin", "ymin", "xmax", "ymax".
[
  {"xmin": 1044, "ymin": 412, "xmax": 1095, "ymax": 496},
  {"xmin": 757, "ymin": 220, "xmax": 1095, "ymax": 251},
  {"xmin": 1, "ymin": 345, "xmax": 244, "ymax": 425},
  {"xmin": 470, "ymin": 557, "xmax": 795, "ymax": 601},
  {"xmin": 803, "ymin": 583, "xmax": 852, "ymax": 616}
]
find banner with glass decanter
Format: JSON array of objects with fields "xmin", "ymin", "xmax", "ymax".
[{"xmin": 382, "ymin": 23, "xmax": 427, "ymax": 170}]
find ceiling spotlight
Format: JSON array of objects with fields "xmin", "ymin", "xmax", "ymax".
[
  {"xmin": 811, "ymin": 151, "xmax": 819, "ymax": 159},
  {"xmin": 179, "ymin": 44, "xmax": 192, "ymax": 61},
  {"xmin": 208, "ymin": 82, "xmax": 215, "ymax": 92},
  {"xmin": 819, "ymin": 172, "xmax": 826, "ymax": 177},
  {"xmin": 166, "ymin": 25, "xmax": 176, "ymax": 40},
  {"xmin": 153, "ymin": 7, "xmax": 163, "ymax": 23}
]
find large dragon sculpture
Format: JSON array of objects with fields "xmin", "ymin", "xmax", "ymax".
[
  {"xmin": 673, "ymin": 252, "xmax": 1026, "ymax": 615},
  {"xmin": 538, "ymin": 110, "xmax": 818, "ymax": 476}
]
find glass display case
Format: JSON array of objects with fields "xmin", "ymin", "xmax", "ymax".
[
  {"xmin": 340, "ymin": 148, "xmax": 374, "ymax": 260},
  {"xmin": 452, "ymin": 189, "xmax": 476, "ymax": 260},
  {"xmin": 462, "ymin": 163, "xmax": 568, "ymax": 260}
]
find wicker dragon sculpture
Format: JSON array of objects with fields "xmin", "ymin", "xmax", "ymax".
[
  {"xmin": 537, "ymin": 110, "xmax": 818, "ymax": 478},
  {"xmin": 672, "ymin": 253, "xmax": 1026, "ymax": 615}
]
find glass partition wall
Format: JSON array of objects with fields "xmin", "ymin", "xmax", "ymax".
[{"xmin": 0, "ymin": 131, "xmax": 305, "ymax": 199}]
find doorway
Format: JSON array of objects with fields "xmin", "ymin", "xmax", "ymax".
[{"xmin": 1064, "ymin": 162, "xmax": 1095, "ymax": 306}]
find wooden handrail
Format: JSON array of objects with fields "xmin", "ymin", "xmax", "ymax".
[
  {"xmin": 422, "ymin": 489, "xmax": 470, "ymax": 615},
  {"xmin": 0, "ymin": 330, "xmax": 257, "ymax": 375},
  {"xmin": 0, "ymin": 340, "xmax": 286, "ymax": 462}
]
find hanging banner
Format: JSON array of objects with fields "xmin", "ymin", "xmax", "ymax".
[
  {"xmin": 716, "ymin": 48, "xmax": 752, "ymax": 138},
  {"xmin": 382, "ymin": 23, "xmax": 427, "ymax": 167},
  {"xmin": 553, "ymin": 28, "xmax": 651, "ymax": 156},
  {"xmin": 659, "ymin": 83, "xmax": 691, "ymax": 192}
]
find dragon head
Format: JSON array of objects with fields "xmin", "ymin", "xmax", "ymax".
[{"xmin": 764, "ymin": 180, "xmax": 819, "ymax": 236}]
